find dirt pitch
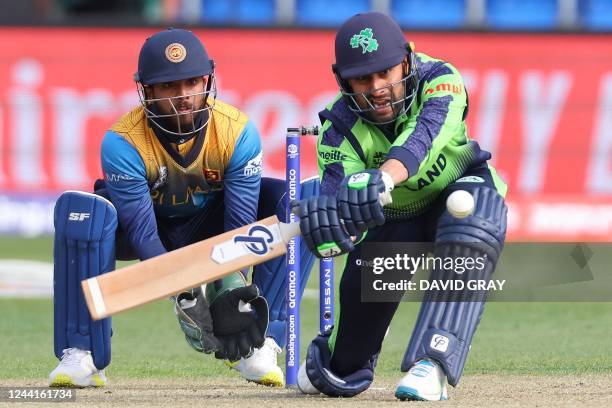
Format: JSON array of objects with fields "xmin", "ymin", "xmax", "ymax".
[{"xmin": 4, "ymin": 375, "xmax": 612, "ymax": 407}]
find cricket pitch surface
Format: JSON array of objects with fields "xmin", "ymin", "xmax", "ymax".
[{"xmin": 3, "ymin": 374, "xmax": 612, "ymax": 407}]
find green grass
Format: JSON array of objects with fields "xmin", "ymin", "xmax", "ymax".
[
  {"xmin": 0, "ymin": 236, "xmax": 54, "ymax": 262},
  {"xmin": 1, "ymin": 237, "xmax": 612, "ymax": 381}
]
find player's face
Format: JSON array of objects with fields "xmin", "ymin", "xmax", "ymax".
[
  {"xmin": 347, "ymin": 60, "xmax": 407, "ymax": 123},
  {"xmin": 149, "ymin": 76, "xmax": 208, "ymax": 130}
]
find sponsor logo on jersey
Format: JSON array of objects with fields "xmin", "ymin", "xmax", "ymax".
[
  {"xmin": 204, "ymin": 169, "xmax": 221, "ymax": 182},
  {"xmin": 150, "ymin": 183, "xmax": 223, "ymax": 207},
  {"xmin": 234, "ymin": 225, "xmax": 275, "ymax": 255},
  {"xmin": 243, "ymin": 151, "xmax": 263, "ymax": 176},
  {"xmin": 318, "ymin": 149, "xmax": 347, "ymax": 162},
  {"xmin": 373, "ymin": 151, "xmax": 386, "ymax": 167},
  {"xmin": 424, "ymin": 83, "xmax": 463, "ymax": 96},
  {"xmin": 105, "ymin": 173, "xmax": 134, "ymax": 182},
  {"xmin": 151, "ymin": 166, "xmax": 168, "ymax": 191}
]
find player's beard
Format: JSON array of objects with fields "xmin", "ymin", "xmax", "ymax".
[
  {"xmin": 149, "ymin": 100, "xmax": 208, "ymax": 143},
  {"xmin": 361, "ymin": 85, "xmax": 405, "ymax": 124}
]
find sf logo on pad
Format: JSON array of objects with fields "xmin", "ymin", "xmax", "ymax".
[{"xmin": 68, "ymin": 212, "xmax": 91, "ymax": 222}]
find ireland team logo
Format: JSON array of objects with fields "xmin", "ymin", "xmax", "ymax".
[{"xmin": 350, "ymin": 28, "xmax": 379, "ymax": 54}]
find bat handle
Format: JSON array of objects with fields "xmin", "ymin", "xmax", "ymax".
[
  {"xmin": 279, "ymin": 220, "xmax": 301, "ymax": 243},
  {"xmin": 378, "ymin": 191, "xmax": 392, "ymax": 207}
]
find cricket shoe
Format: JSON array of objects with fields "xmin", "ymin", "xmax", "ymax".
[
  {"xmin": 228, "ymin": 338, "xmax": 284, "ymax": 387},
  {"xmin": 49, "ymin": 348, "xmax": 107, "ymax": 388},
  {"xmin": 297, "ymin": 361, "xmax": 320, "ymax": 394},
  {"xmin": 395, "ymin": 359, "xmax": 448, "ymax": 401}
]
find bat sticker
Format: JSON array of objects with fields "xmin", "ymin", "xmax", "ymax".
[
  {"xmin": 233, "ymin": 225, "xmax": 275, "ymax": 255},
  {"xmin": 211, "ymin": 223, "xmax": 283, "ymax": 264}
]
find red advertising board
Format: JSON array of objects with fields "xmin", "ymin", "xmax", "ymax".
[{"xmin": 0, "ymin": 28, "xmax": 611, "ymax": 240}]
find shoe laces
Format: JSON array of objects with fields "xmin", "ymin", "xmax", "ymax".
[
  {"xmin": 408, "ymin": 359, "xmax": 436, "ymax": 378},
  {"xmin": 60, "ymin": 348, "xmax": 89, "ymax": 367},
  {"xmin": 258, "ymin": 338, "xmax": 282, "ymax": 363}
]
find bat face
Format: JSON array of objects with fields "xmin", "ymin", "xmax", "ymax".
[{"xmin": 82, "ymin": 216, "xmax": 300, "ymax": 320}]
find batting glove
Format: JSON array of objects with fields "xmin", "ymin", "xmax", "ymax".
[
  {"xmin": 337, "ymin": 169, "xmax": 394, "ymax": 236},
  {"xmin": 293, "ymin": 195, "xmax": 354, "ymax": 258}
]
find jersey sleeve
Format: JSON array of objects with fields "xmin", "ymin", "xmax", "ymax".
[
  {"xmin": 101, "ymin": 131, "xmax": 167, "ymax": 260},
  {"xmin": 386, "ymin": 62, "xmax": 468, "ymax": 179},
  {"xmin": 223, "ymin": 119, "xmax": 262, "ymax": 232},
  {"xmin": 317, "ymin": 121, "xmax": 366, "ymax": 196}
]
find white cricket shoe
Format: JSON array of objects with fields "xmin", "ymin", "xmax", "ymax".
[
  {"xmin": 228, "ymin": 338, "xmax": 284, "ymax": 387},
  {"xmin": 395, "ymin": 359, "xmax": 448, "ymax": 401},
  {"xmin": 49, "ymin": 348, "xmax": 107, "ymax": 388},
  {"xmin": 297, "ymin": 361, "xmax": 320, "ymax": 394}
]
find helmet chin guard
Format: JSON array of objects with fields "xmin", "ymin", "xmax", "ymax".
[
  {"xmin": 136, "ymin": 75, "xmax": 217, "ymax": 142},
  {"xmin": 335, "ymin": 51, "xmax": 418, "ymax": 125}
]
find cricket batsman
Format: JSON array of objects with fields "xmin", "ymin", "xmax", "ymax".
[
  {"xmin": 49, "ymin": 28, "xmax": 316, "ymax": 388},
  {"xmin": 294, "ymin": 12, "xmax": 508, "ymax": 401}
]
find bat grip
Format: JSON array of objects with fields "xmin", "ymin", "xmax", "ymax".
[
  {"xmin": 378, "ymin": 191, "xmax": 392, "ymax": 207},
  {"xmin": 279, "ymin": 220, "xmax": 301, "ymax": 243}
]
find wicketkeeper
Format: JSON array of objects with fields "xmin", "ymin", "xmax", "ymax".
[
  {"xmin": 49, "ymin": 28, "xmax": 316, "ymax": 388},
  {"xmin": 294, "ymin": 12, "xmax": 508, "ymax": 401}
]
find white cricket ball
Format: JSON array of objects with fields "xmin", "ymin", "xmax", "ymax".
[{"xmin": 446, "ymin": 190, "xmax": 475, "ymax": 218}]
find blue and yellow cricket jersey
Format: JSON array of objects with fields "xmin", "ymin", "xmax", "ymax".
[{"xmin": 101, "ymin": 101, "xmax": 262, "ymax": 260}]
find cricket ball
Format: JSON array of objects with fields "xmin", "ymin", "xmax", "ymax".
[{"xmin": 446, "ymin": 190, "xmax": 475, "ymax": 218}]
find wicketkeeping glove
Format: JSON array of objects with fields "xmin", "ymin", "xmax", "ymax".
[
  {"xmin": 337, "ymin": 169, "xmax": 394, "ymax": 236},
  {"xmin": 174, "ymin": 286, "xmax": 223, "ymax": 354},
  {"xmin": 208, "ymin": 284, "xmax": 268, "ymax": 362},
  {"xmin": 293, "ymin": 195, "xmax": 354, "ymax": 258}
]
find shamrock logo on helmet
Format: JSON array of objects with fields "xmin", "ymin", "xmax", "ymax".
[{"xmin": 350, "ymin": 28, "xmax": 379, "ymax": 54}]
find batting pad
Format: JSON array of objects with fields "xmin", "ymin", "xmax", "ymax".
[
  {"xmin": 305, "ymin": 331, "xmax": 376, "ymax": 397},
  {"xmin": 53, "ymin": 191, "xmax": 117, "ymax": 370},
  {"xmin": 401, "ymin": 187, "xmax": 507, "ymax": 387}
]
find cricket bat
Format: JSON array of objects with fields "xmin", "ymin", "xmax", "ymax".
[{"xmin": 82, "ymin": 215, "xmax": 300, "ymax": 320}]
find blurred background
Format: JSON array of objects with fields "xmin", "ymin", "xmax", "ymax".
[
  {"xmin": 0, "ymin": 0, "xmax": 611, "ymax": 246},
  {"xmin": 2, "ymin": 0, "xmax": 612, "ymax": 30}
]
